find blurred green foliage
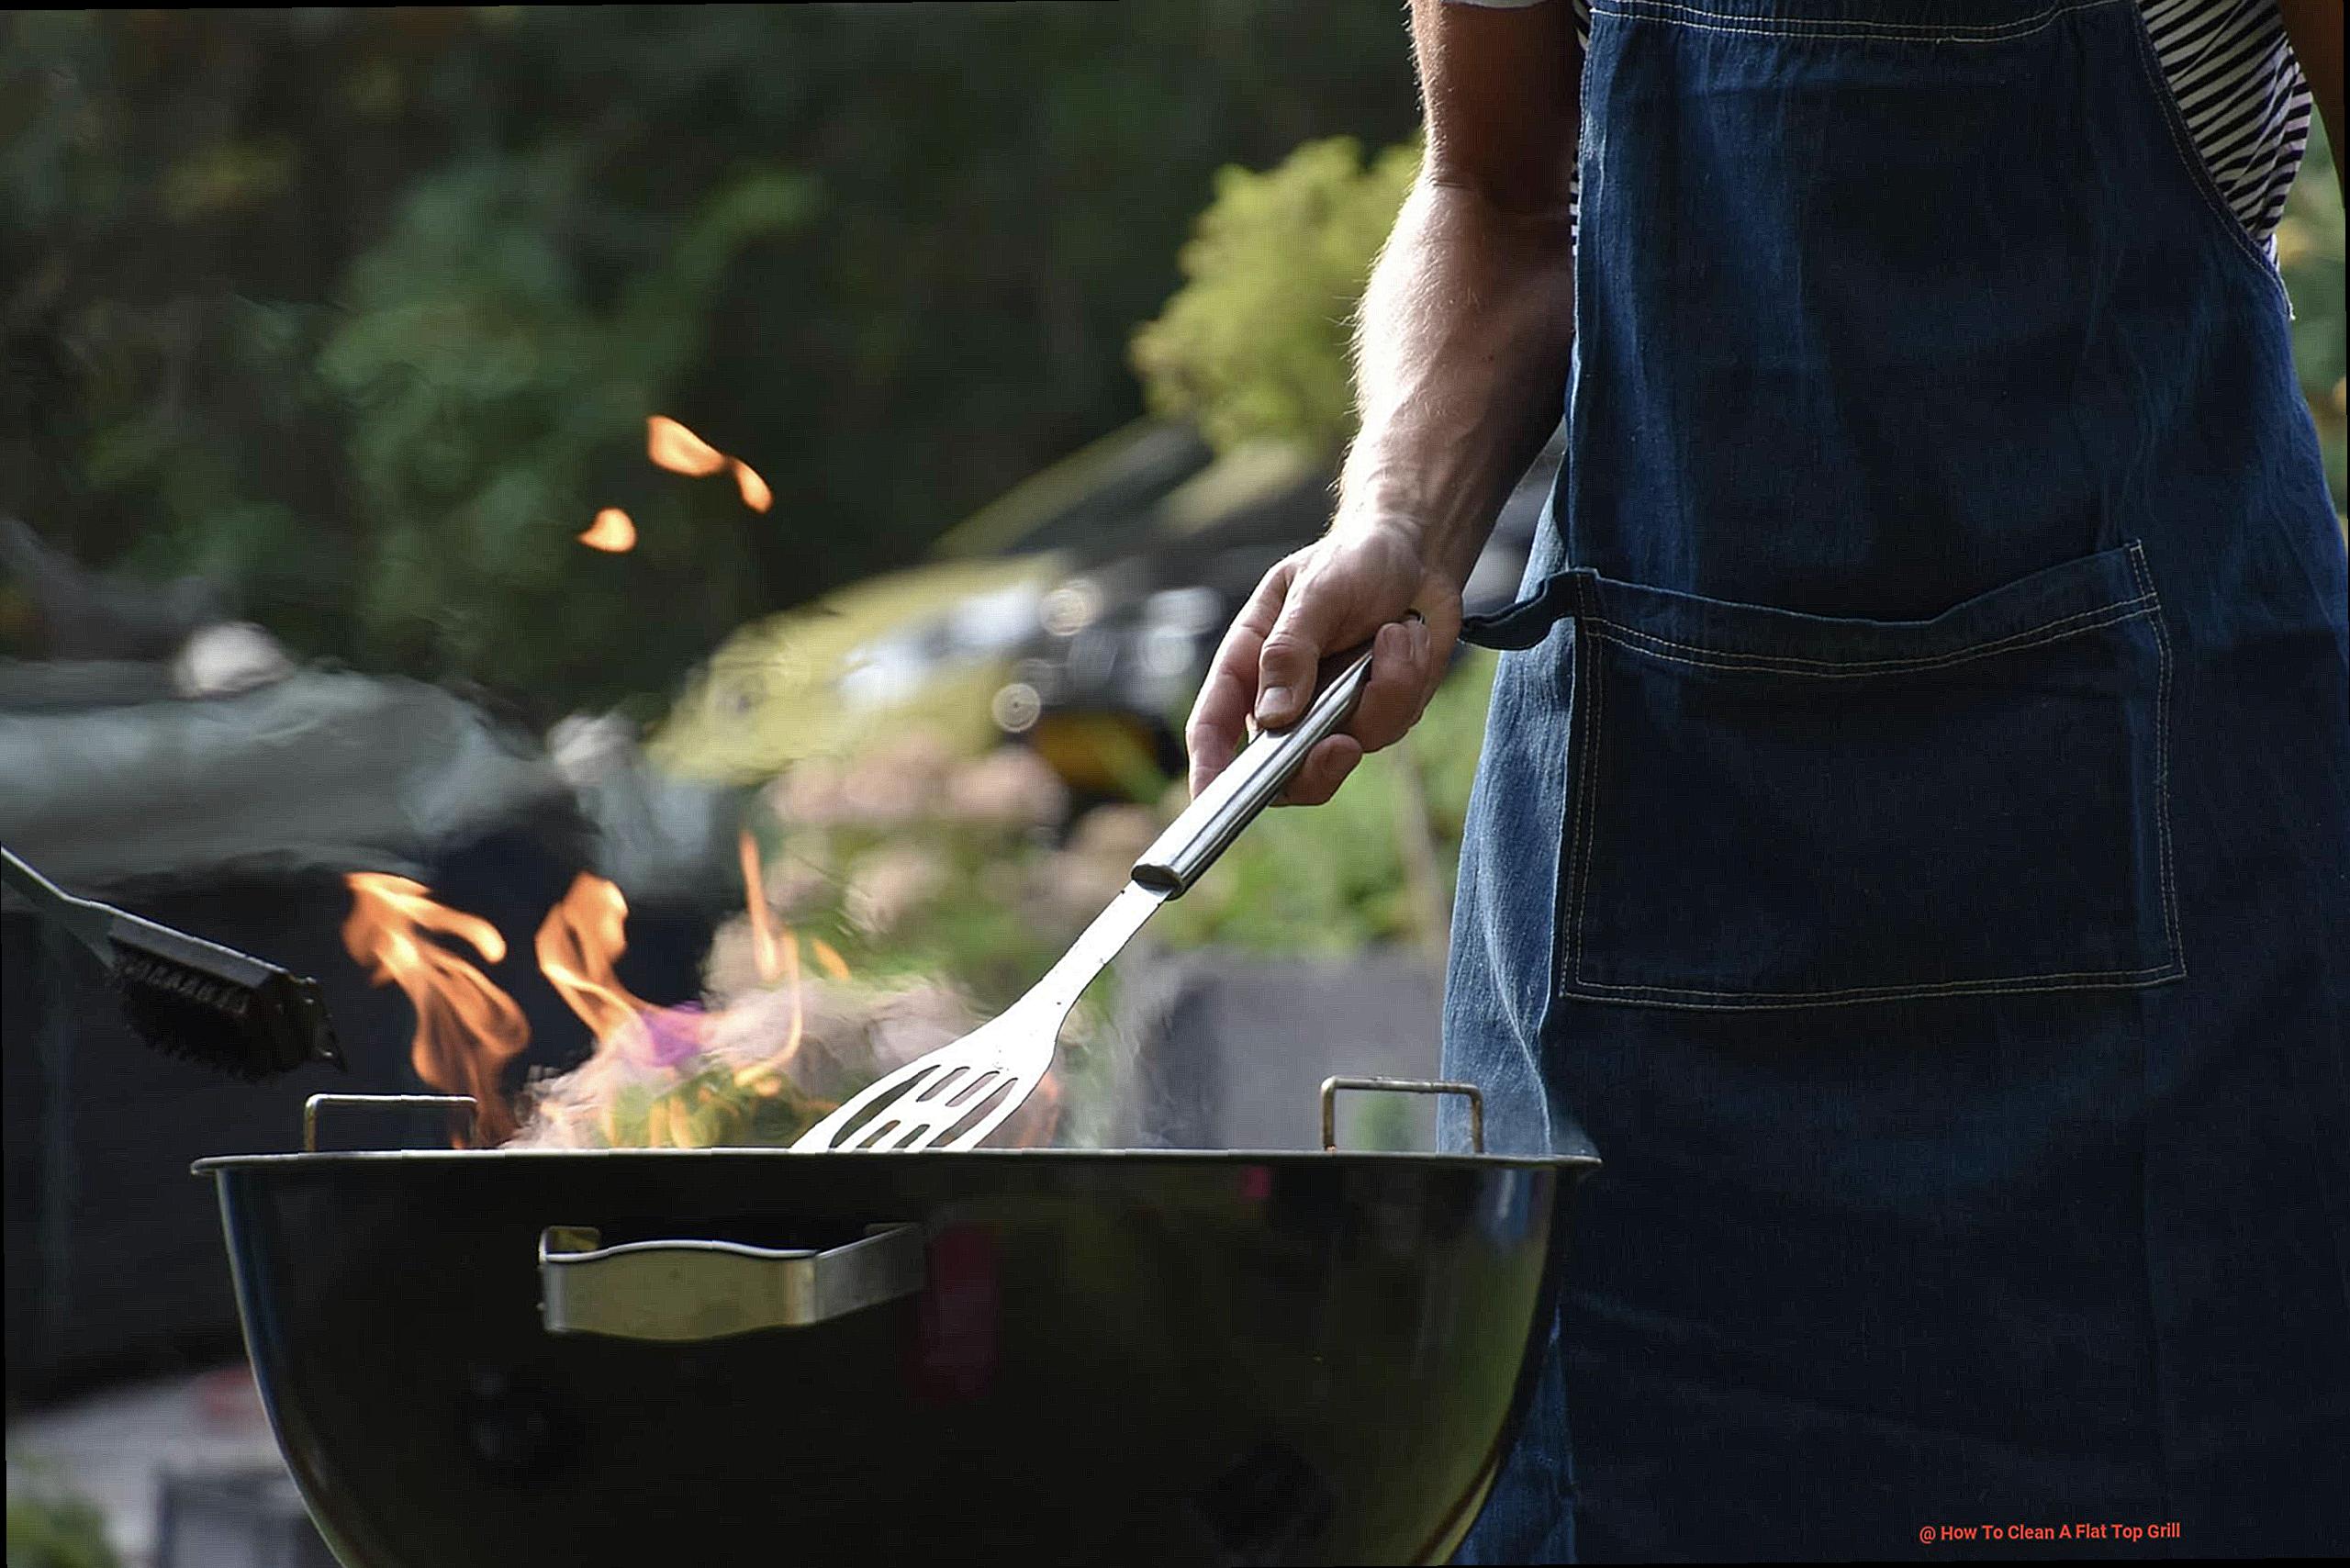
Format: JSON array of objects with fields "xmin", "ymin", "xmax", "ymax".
[
  {"xmin": 1132, "ymin": 136, "xmax": 1423, "ymax": 461},
  {"xmin": 5, "ymin": 1473, "xmax": 118, "ymax": 1568},
  {"xmin": 2, "ymin": 5, "xmax": 1416, "ymax": 718},
  {"xmin": 315, "ymin": 156, "xmax": 810, "ymax": 704},
  {"xmin": 2278, "ymin": 124, "xmax": 2346, "ymax": 516}
]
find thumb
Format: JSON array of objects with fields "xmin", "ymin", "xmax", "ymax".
[{"xmin": 1255, "ymin": 583, "xmax": 1347, "ymax": 729}]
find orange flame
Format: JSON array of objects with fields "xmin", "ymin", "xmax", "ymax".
[
  {"xmin": 532, "ymin": 873, "xmax": 659, "ymax": 1049},
  {"xmin": 810, "ymin": 937, "xmax": 850, "ymax": 981},
  {"xmin": 579, "ymin": 507, "xmax": 637, "ymax": 553},
  {"xmin": 341, "ymin": 873, "xmax": 526, "ymax": 1145},
  {"xmin": 737, "ymin": 830, "xmax": 785, "ymax": 986},
  {"xmin": 731, "ymin": 458, "xmax": 772, "ymax": 513},
  {"xmin": 733, "ymin": 831, "xmax": 806, "ymax": 1091},
  {"xmin": 338, "ymin": 859, "xmax": 947, "ymax": 1152},
  {"xmin": 337, "ymin": 846, "xmax": 1058, "ymax": 1152},
  {"xmin": 648, "ymin": 414, "xmax": 769, "ymax": 513},
  {"xmin": 646, "ymin": 415, "xmax": 728, "ymax": 477}
]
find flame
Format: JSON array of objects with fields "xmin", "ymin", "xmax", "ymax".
[
  {"xmin": 646, "ymin": 415, "xmax": 728, "ymax": 477},
  {"xmin": 514, "ymin": 849, "xmax": 1062, "ymax": 1148},
  {"xmin": 533, "ymin": 873, "xmax": 661, "ymax": 1050},
  {"xmin": 341, "ymin": 873, "xmax": 526, "ymax": 1145},
  {"xmin": 579, "ymin": 507, "xmax": 637, "ymax": 553},
  {"xmin": 336, "ymin": 841, "xmax": 1060, "ymax": 1154},
  {"xmin": 737, "ymin": 830, "xmax": 786, "ymax": 985},
  {"xmin": 515, "ymin": 858, "xmax": 826, "ymax": 1146},
  {"xmin": 731, "ymin": 458, "xmax": 772, "ymax": 513},
  {"xmin": 732, "ymin": 831, "xmax": 806, "ymax": 1090},
  {"xmin": 647, "ymin": 414, "xmax": 769, "ymax": 513}
]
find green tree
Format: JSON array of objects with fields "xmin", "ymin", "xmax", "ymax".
[
  {"xmin": 1131, "ymin": 136, "xmax": 1421, "ymax": 461},
  {"xmin": 314, "ymin": 154, "xmax": 811, "ymax": 712}
]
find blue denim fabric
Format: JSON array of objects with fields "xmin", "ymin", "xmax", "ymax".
[{"xmin": 1443, "ymin": 0, "xmax": 2350, "ymax": 1560}]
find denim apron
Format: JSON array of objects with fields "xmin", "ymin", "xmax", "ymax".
[{"xmin": 1440, "ymin": 0, "xmax": 2350, "ymax": 1560}]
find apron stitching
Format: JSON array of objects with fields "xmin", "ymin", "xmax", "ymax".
[
  {"xmin": 2126, "ymin": 543, "xmax": 2187, "ymax": 975},
  {"xmin": 1593, "ymin": 0, "xmax": 2121, "ymax": 46},
  {"xmin": 1573, "ymin": 960, "xmax": 2184, "ymax": 1000},
  {"xmin": 1569, "ymin": 624, "xmax": 1605, "ymax": 990},
  {"xmin": 1562, "ymin": 967, "xmax": 2187, "ymax": 1009},
  {"xmin": 1582, "ymin": 597, "xmax": 2157, "ymax": 676}
]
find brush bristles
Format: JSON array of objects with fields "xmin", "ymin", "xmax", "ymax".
[
  {"xmin": 113, "ymin": 946, "xmax": 258, "ymax": 1019},
  {"xmin": 106, "ymin": 926, "xmax": 342, "ymax": 1080},
  {"xmin": 113, "ymin": 970, "xmax": 282, "ymax": 1081}
]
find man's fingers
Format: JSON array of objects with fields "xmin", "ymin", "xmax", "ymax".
[
  {"xmin": 1254, "ymin": 566, "xmax": 1350, "ymax": 729},
  {"xmin": 1195, "ymin": 543, "xmax": 1460, "ymax": 805},
  {"xmin": 1186, "ymin": 561, "xmax": 1292, "ymax": 795},
  {"xmin": 1185, "ymin": 656, "xmax": 1248, "ymax": 798},
  {"xmin": 1279, "ymin": 734, "xmax": 1362, "ymax": 807},
  {"xmin": 1347, "ymin": 616, "xmax": 1435, "ymax": 755}
]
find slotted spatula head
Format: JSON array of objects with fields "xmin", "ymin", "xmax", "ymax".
[{"xmin": 792, "ymin": 1002, "xmax": 1057, "ymax": 1152}]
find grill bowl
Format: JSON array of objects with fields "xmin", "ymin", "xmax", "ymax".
[{"xmin": 196, "ymin": 1145, "xmax": 1593, "ymax": 1567}]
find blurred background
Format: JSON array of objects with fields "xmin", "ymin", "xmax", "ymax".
[{"xmin": 3, "ymin": 6, "xmax": 2343, "ymax": 1564}]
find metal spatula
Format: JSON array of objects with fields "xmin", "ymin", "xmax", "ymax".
[{"xmin": 792, "ymin": 642, "xmax": 1380, "ymax": 1152}]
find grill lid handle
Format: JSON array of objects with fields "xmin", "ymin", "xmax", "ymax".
[{"xmin": 539, "ymin": 1224, "xmax": 924, "ymax": 1341}]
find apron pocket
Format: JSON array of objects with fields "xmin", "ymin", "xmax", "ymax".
[{"xmin": 1558, "ymin": 541, "xmax": 2181, "ymax": 1009}]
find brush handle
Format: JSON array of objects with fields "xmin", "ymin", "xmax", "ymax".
[
  {"xmin": 5, "ymin": 843, "xmax": 272, "ymax": 993},
  {"xmin": 0, "ymin": 845, "xmax": 114, "ymax": 956}
]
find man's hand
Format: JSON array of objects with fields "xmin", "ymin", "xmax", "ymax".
[{"xmin": 1185, "ymin": 518, "xmax": 1463, "ymax": 806}]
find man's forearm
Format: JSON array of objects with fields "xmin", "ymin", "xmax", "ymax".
[{"xmin": 1337, "ymin": 175, "xmax": 1578, "ymax": 590}]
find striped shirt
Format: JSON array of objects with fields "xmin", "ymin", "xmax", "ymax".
[{"xmin": 1445, "ymin": 0, "xmax": 2313, "ymax": 253}]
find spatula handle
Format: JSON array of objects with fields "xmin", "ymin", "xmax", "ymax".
[{"xmin": 1131, "ymin": 642, "xmax": 1378, "ymax": 896}]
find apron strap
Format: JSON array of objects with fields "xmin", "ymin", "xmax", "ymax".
[{"xmin": 1460, "ymin": 567, "xmax": 1595, "ymax": 651}]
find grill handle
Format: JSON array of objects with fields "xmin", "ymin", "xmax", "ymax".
[
  {"xmin": 1131, "ymin": 641, "xmax": 1378, "ymax": 896},
  {"xmin": 538, "ymin": 1224, "xmax": 924, "ymax": 1341},
  {"xmin": 304, "ymin": 1093, "xmax": 477, "ymax": 1152},
  {"xmin": 1320, "ymin": 1076, "xmax": 1484, "ymax": 1154}
]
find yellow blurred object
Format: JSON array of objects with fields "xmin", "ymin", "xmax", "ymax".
[
  {"xmin": 1157, "ymin": 441, "xmax": 1319, "ymax": 536},
  {"xmin": 1030, "ymin": 710, "xmax": 1166, "ymax": 797},
  {"xmin": 2274, "ymin": 215, "xmax": 2312, "ymax": 268},
  {"xmin": 648, "ymin": 554, "xmax": 1060, "ymax": 785}
]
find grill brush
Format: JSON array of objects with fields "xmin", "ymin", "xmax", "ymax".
[{"xmin": 2, "ymin": 844, "xmax": 344, "ymax": 1080}]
